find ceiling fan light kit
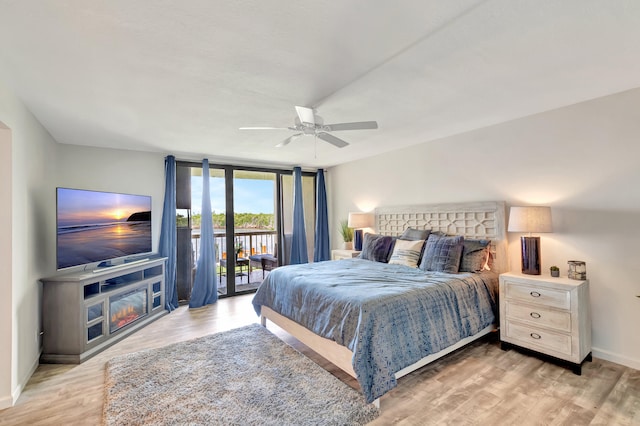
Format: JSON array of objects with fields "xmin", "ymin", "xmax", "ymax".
[{"xmin": 240, "ymin": 106, "xmax": 378, "ymax": 148}]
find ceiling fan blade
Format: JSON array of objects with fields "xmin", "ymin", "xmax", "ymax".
[
  {"xmin": 239, "ymin": 126, "xmax": 289, "ymax": 130},
  {"xmin": 295, "ymin": 106, "xmax": 315, "ymax": 125},
  {"xmin": 317, "ymin": 132, "xmax": 349, "ymax": 148},
  {"xmin": 324, "ymin": 121, "xmax": 378, "ymax": 131},
  {"xmin": 276, "ymin": 133, "xmax": 303, "ymax": 148}
]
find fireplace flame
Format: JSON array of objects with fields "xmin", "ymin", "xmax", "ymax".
[{"xmin": 111, "ymin": 304, "xmax": 140, "ymax": 328}]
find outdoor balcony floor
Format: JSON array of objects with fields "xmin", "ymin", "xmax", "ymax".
[{"xmin": 217, "ymin": 267, "xmax": 270, "ymax": 295}]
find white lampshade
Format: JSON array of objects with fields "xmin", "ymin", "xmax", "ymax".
[
  {"xmin": 508, "ymin": 206, "xmax": 553, "ymax": 233},
  {"xmin": 347, "ymin": 212, "xmax": 374, "ymax": 229}
]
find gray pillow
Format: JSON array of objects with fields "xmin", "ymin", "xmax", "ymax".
[
  {"xmin": 399, "ymin": 227, "xmax": 431, "ymax": 241},
  {"xmin": 359, "ymin": 233, "xmax": 395, "ymax": 263},
  {"xmin": 419, "ymin": 234, "xmax": 464, "ymax": 273},
  {"xmin": 459, "ymin": 239, "xmax": 491, "ymax": 272}
]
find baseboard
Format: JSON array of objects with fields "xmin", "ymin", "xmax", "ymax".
[
  {"xmin": 0, "ymin": 394, "xmax": 13, "ymax": 410},
  {"xmin": 1, "ymin": 348, "xmax": 42, "ymax": 410},
  {"xmin": 592, "ymin": 347, "xmax": 640, "ymax": 371}
]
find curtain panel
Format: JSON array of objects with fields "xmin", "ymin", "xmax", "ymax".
[
  {"xmin": 289, "ymin": 166, "xmax": 309, "ymax": 264},
  {"xmin": 159, "ymin": 155, "xmax": 179, "ymax": 311},
  {"xmin": 189, "ymin": 159, "xmax": 218, "ymax": 308},
  {"xmin": 314, "ymin": 169, "xmax": 330, "ymax": 262}
]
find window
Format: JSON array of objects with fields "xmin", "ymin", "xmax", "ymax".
[{"xmin": 176, "ymin": 162, "xmax": 315, "ymax": 299}]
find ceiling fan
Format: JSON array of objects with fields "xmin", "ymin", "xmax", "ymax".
[{"xmin": 239, "ymin": 106, "xmax": 378, "ymax": 148}]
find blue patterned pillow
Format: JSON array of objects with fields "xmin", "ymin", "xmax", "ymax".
[
  {"xmin": 459, "ymin": 239, "xmax": 491, "ymax": 272},
  {"xmin": 359, "ymin": 233, "xmax": 395, "ymax": 263},
  {"xmin": 419, "ymin": 234, "xmax": 464, "ymax": 273}
]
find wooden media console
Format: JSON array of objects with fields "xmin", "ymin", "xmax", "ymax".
[{"xmin": 40, "ymin": 257, "xmax": 167, "ymax": 363}]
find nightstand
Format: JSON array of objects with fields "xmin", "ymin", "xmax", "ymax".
[
  {"xmin": 331, "ymin": 249, "xmax": 361, "ymax": 260},
  {"xmin": 499, "ymin": 272, "xmax": 592, "ymax": 374}
]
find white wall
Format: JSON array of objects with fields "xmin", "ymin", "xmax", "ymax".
[
  {"xmin": 0, "ymin": 80, "xmax": 166, "ymax": 408},
  {"xmin": 54, "ymin": 144, "xmax": 166, "ymax": 263},
  {"xmin": 0, "ymin": 80, "xmax": 57, "ymax": 408},
  {"xmin": 328, "ymin": 88, "xmax": 640, "ymax": 370},
  {"xmin": 0, "ymin": 122, "xmax": 12, "ymax": 409}
]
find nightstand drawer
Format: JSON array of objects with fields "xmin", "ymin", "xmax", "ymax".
[
  {"xmin": 504, "ymin": 281, "xmax": 570, "ymax": 310},
  {"xmin": 504, "ymin": 321, "xmax": 572, "ymax": 356},
  {"xmin": 506, "ymin": 303, "xmax": 571, "ymax": 332}
]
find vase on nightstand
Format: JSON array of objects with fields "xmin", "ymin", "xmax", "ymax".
[{"xmin": 343, "ymin": 242, "xmax": 353, "ymax": 250}]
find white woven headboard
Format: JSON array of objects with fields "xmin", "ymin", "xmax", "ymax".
[{"xmin": 375, "ymin": 201, "xmax": 508, "ymax": 273}]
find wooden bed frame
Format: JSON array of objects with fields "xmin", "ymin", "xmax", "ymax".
[{"xmin": 260, "ymin": 201, "xmax": 507, "ymax": 404}]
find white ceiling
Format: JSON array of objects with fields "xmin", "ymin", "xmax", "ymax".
[{"xmin": 1, "ymin": 1, "xmax": 640, "ymax": 168}]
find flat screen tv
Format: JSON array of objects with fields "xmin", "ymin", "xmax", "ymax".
[{"xmin": 56, "ymin": 187, "xmax": 152, "ymax": 270}]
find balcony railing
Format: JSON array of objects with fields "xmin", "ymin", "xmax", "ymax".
[
  {"xmin": 191, "ymin": 229, "xmax": 278, "ymax": 262},
  {"xmin": 190, "ymin": 229, "xmax": 277, "ymax": 293}
]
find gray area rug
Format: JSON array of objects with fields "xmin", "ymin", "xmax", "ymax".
[{"xmin": 103, "ymin": 323, "xmax": 379, "ymax": 425}]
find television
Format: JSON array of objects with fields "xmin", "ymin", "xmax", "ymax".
[{"xmin": 56, "ymin": 187, "xmax": 153, "ymax": 270}]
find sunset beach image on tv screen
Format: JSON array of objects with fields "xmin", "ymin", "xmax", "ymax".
[{"xmin": 56, "ymin": 188, "xmax": 152, "ymax": 269}]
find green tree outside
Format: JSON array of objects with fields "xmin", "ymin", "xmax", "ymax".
[{"xmin": 177, "ymin": 212, "xmax": 275, "ymax": 230}]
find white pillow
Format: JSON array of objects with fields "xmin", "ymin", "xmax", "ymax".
[{"xmin": 388, "ymin": 239, "xmax": 425, "ymax": 268}]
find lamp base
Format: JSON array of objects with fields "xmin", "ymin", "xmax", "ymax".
[
  {"xmin": 354, "ymin": 229, "xmax": 364, "ymax": 251},
  {"xmin": 521, "ymin": 236, "xmax": 541, "ymax": 275}
]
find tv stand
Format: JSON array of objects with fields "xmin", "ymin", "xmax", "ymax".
[
  {"xmin": 93, "ymin": 258, "xmax": 150, "ymax": 273},
  {"xmin": 41, "ymin": 257, "xmax": 167, "ymax": 363}
]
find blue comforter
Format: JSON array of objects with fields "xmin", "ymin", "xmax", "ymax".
[{"xmin": 252, "ymin": 259, "xmax": 497, "ymax": 403}]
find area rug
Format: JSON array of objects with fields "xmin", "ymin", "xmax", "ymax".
[{"xmin": 103, "ymin": 323, "xmax": 379, "ymax": 425}]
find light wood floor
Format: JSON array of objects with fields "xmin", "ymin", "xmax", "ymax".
[{"xmin": 1, "ymin": 294, "xmax": 638, "ymax": 425}]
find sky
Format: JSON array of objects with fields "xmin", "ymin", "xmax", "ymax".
[{"xmin": 190, "ymin": 176, "xmax": 275, "ymax": 214}]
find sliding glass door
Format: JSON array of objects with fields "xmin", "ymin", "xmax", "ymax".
[
  {"xmin": 175, "ymin": 166, "xmax": 226, "ymax": 301},
  {"xmin": 280, "ymin": 173, "xmax": 316, "ymax": 264},
  {"xmin": 229, "ymin": 170, "xmax": 278, "ymax": 293},
  {"xmin": 176, "ymin": 162, "xmax": 316, "ymax": 300}
]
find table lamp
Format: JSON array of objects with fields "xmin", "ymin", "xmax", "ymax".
[
  {"xmin": 348, "ymin": 212, "xmax": 375, "ymax": 251},
  {"xmin": 507, "ymin": 206, "xmax": 552, "ymax": 275}
]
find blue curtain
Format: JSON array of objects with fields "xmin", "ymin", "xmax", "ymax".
[
  {"xmin": 314, "ymin": 169, "xmax": 330, "ymax": 262},
  {"xmin": 189, "ymin": 159, "xmax": 218, "ymax": 308},
  {"xmin": 290, "ymin": 166, "xmax": 309, "ymax": 264},
  {"xmin": 159, "ymin": 155, "xmax": 179, "ymax": 311}
]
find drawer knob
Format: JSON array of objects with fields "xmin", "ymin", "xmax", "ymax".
[
  {"xmin": 530, "ymin": 291, "xmax": 541, "ymax": 298},
  {"xmin": 530, "ymin": 332, "xmax": 542, "ymax": 340},
  {"xmin": 530, "ymin": 312, "xmax": 541, "ymax": 319}
]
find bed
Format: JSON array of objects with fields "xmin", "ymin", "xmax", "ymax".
[{"xmin": 252, "ymin": 201, "xmax": 507, "ymax": 404}]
